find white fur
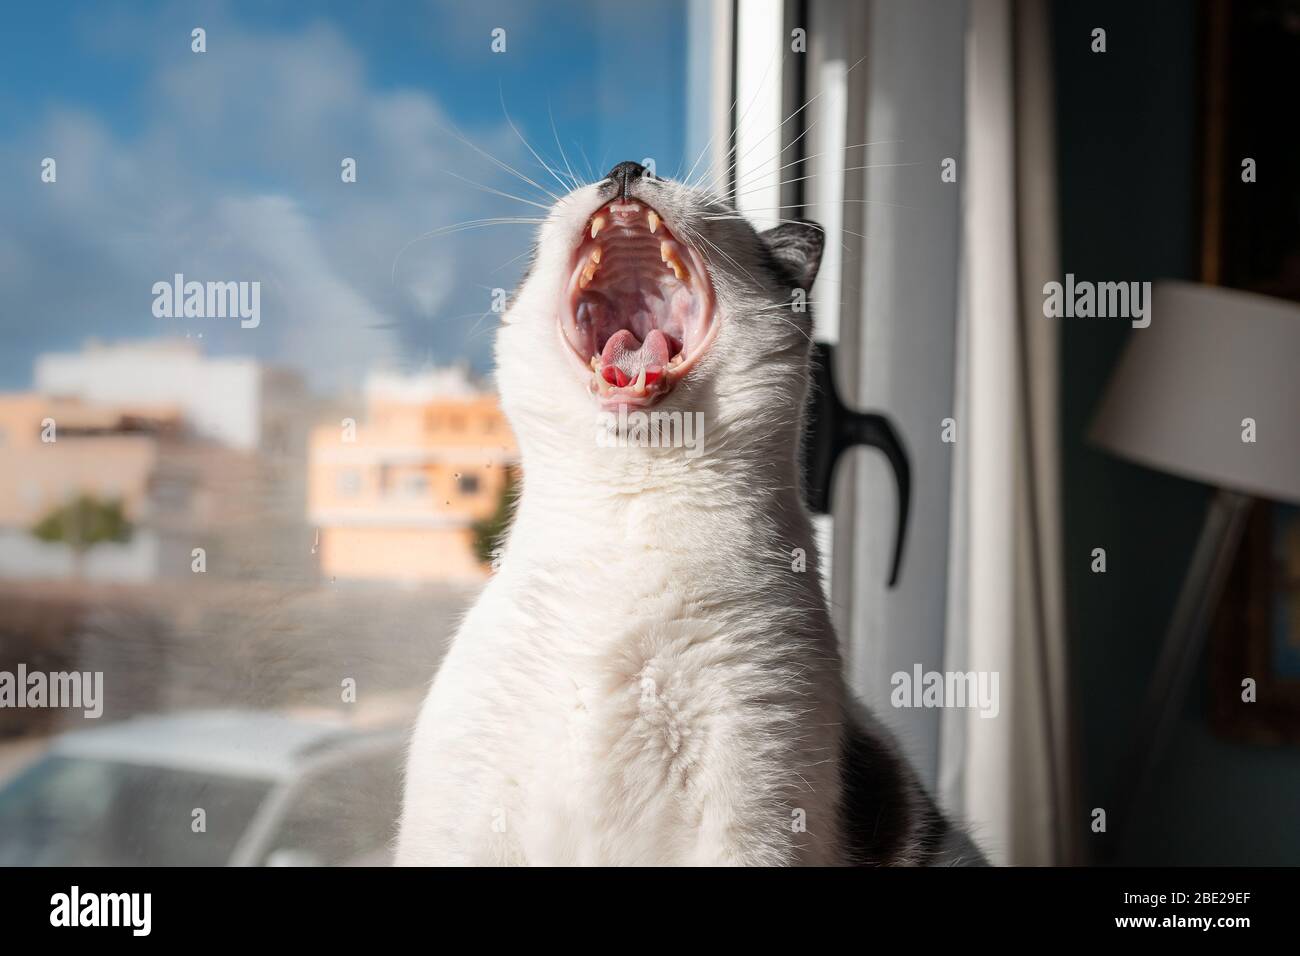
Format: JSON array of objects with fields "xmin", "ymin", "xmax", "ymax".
[{"xmin": 397, "ymin": 180, "xmax": 850, "ymax": 865}]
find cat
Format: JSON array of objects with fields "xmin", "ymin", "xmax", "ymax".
[{"xmin": 396, "ymin": 161, "xmax": 983, "ymax": 866}]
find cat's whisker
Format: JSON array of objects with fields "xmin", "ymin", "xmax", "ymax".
[
  {"xmin": 577, "ymin": 141, "xmax": 597, "ymax": 185},
  {"xmin": 701, "ymin": 66, "xmax": 835, "ymax": 198},
  {"xmin": 702, "ymin": 116, "xmax": 820, "ymax": 203},
  {"xmin": 547, "ymin": 101, "xmax": 584, "ymax": 190},
  {"xmin": 703, "ymin": 48, "xmax": 786, "ymax": 199},
  {"xmin": 730, "ymin": 162, "xmax": 922, "ymax": 202},
  {"xmin": 683, "ymin": 233, "xmax": 820, "ymax": 346},
  {"xmin": 699, "ymin": 213, "xmax": 858, "ymax": 253},
  {"xmin": 764, "ymin": 139, "xmax": 904, "ymax": 178},
  {"xmin": 696, "ymin": 54, "xmax": 867, "ymax": 199},
  {"xmin": 678, "ymin": 223, "xmax": 760, "ymax": 288},
  {"xmin": 390, "ymin": 217, "xmax": 543, "ymax": 286},
  {"xmin": 728, "ymin": 197, "xmax": 917, "ymax": 212},
  {"xmin": 683, "ymin": 76, "xmax": 749, "ymax": 190},
  {"xmin": 499, "ymin": 86, "xmax": 575, "ymax": 198},
  {"xmin": 704, "ymin": 138, "xmax": 904, "ymax": 202},
  {"xmin": 702, "ymin": 210, "xmax": 872, "ymax": 235},
  {"xmin": 440, "ymin": 171, "xmax": 554, "ymax": 211},
  {"xmin": 436, "ymin": 120, "xmax": 563, "ymax": 204},
  {"xmin": 490, "ymin": 247, "xmax": 536, "ymax": 275}
]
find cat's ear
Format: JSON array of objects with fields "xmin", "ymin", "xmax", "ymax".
[{"xmin": 761, "ymin": 220, "xmax": 824, "ymax": 291}]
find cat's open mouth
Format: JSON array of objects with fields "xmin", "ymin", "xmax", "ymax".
[{"xmin": 560, "ymin": 198, "xmax": 715, "ymax": 408}]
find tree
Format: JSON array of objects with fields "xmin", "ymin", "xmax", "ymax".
[
  {"xmin": 471, "ymin": 467, "xmax": 518, "ymax": 567},
  {"xmin": 31, "ymin": 494, "xmax": 133, "ymax": 578}
]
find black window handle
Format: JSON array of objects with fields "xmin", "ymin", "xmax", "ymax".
[{"xmin": 803, "ymin": 342, "xmax": 911, "ymax": 587}]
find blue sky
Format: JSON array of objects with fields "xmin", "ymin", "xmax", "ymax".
[{"xmin": 0, "ymin": 0, "xmax": 693, "ymax": 390}]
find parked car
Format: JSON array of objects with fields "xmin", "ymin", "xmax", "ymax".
[{"xmin": 0, "ymin": 710, "xmax": 403, "ymax": 866}]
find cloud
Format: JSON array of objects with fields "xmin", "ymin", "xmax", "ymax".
[{"xmin": 0, "ymin": 12, "xmax": 539, "ymax": 390}]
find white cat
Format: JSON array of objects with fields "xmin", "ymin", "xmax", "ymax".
[{"xmin": 397, "ymin": 162, "xmax": 979, "ymax": 866}]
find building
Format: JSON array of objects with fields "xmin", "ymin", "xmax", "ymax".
[
  {"xmin": 0, "ymin": 392, "xmax": 174, "ymax": 580},
  {"xmin": 307, "ymin": 367, "xmax": 516, "ymax": 584},
  {"xmin": 0, "ymin": 340, "xmax": 313, "ymax": 582},
  {"xmin": 35, "ymin": 340, "xmax": 261, "ymax": 451}
]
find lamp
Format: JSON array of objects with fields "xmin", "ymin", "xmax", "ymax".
[{"xmin": 1089, "ymin": 280, "xmax": 1300, "ymax": 853}]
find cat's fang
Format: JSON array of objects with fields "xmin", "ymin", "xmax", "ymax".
[
  {"xmin": 590, "ymin": 214, "xmax": 607, "ymax": 239},
  {"xmin": 647, "ymin": 210, "xmax": 659, "ymax": 234},
  {"xmin": 660, "ymin": 240, "xmax": 689, "ymax": 281}
]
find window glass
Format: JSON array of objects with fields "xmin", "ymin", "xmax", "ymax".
[
  {"xmin": 0, "ymin": 0, "xmax": 709, "ymax": 866},
  {"xmin": 0, "ymin": 756, "xmax": 270, "ymax": 866},
  {"xmin": 259, "ymin": 751, "xmax": 402, "ymax": 867}
]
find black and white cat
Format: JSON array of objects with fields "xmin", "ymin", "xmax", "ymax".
[{"xmin": 396, "ymin": 162, "xmax": 982, "ymax": 866}]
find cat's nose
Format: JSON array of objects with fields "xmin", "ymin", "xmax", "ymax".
[{"xmin": 606, "ymin": 161, "xmax": 648, "ymax": 200}]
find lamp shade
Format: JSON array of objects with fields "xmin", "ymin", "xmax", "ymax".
[{"xmin": 1089, "ymin": 281, "xmax": 1300, "ymax": 504}]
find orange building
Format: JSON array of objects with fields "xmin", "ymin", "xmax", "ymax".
[
  {"xmin": 0, "ymin": 393, "xmax": 175, "ymax": 529},
  {"xmin": 307, "ymin": 368, "xmax": 516, "ymax": 584}
]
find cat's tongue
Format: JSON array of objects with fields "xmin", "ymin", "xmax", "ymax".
[{"xmin": 600, "ymin": 328, "xmax": 670, "ymax": 387}]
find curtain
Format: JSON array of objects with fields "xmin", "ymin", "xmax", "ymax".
[{"xmin": 939, "ymin": 0, "xmax": 1075, "ymax": 866}]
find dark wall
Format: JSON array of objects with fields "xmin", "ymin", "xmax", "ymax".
[{"xmin": 1052, "ymin": 0, "xmax": 1300, "ymax": 864}]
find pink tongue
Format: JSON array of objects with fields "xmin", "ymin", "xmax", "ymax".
[{"xmin": 601, "ymin": 328, "xmax": 670, "ymax": 380}]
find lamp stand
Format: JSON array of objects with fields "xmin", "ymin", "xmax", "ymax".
[{"xmin": 1109, "ymin": 488, "xmax": 1253, "ymax": 860}]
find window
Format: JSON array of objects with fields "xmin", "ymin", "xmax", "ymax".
[
  {"xmin": 258, "ymin": 751, "xmax": 401, "ymax": 867},
  {"xmin": 0, "ymin": 0, "xmax": 712, "ymax": 869},
  {"xmin": 400, "ymin": 472, "xmax": 429, "ymax": 498},
  {"xmin": 0, "ymin": 756, "xmax": 270, "ymax": 866},
  {"xmin": 336, "ymin": 469, "xmax": 362, "ymax": 497}
]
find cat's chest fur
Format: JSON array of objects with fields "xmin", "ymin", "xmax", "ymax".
[{"xmin": 398, "ymin": 487, "xmax": 847, "ymax": 866}]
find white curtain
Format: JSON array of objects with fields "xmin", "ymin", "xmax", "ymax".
[{"xmin": 939, "ymin": 0, "xmax": 1074, "ymax": 865}]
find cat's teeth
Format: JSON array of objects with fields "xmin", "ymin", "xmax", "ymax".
[
  {"xmin": 590, "ymin": 215, "xmax": 607, "ymax": 239},
  {"xmin": 580, "ymin": 262, "xmax": 597, "ymax": 287},
  {"xmin": 660, "ymin": 240, "xmax": 689, "ymax": 282},
  {"xmin": 668, "ymin": 354, "xmax": 684, "ymax": 367},
  {"xmin": 589, "ymin": 355, "xmax": 600, "ymax": 371},
  {"xmin": 647, "ymin": 211, "xmax": 660, "ymax": 234},
  {"xmin": 590, "ymin": 246, "xmax": 602, "ymax": 264},
  {"xmin": 633, "ymin": 367, "xmax": 647, "ymax": 396}
]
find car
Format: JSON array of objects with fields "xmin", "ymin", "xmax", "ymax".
[{"xmin": 0, "ymin": 709, "xmax": 404, "ymax": 866}]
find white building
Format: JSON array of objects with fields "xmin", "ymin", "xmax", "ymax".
[{"xmin": 35, "ymin": 340, "xmax": 261, "ymax": 451}]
